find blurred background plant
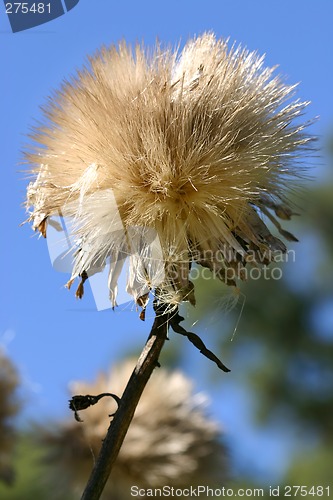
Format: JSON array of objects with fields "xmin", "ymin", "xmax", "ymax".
[
  {"xmin": 0, "ymin": 361, "xmax": 228, "ymax": 500},
  {"xmin": 38, "ymin": 361, "xmax": 227, "ymax": 499},
  {"xmin": 0, "ymin": 351, "xmax": 20, "ymax": 487}
]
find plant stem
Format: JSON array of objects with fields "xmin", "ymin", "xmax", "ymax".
[{"xmin": 81, "ymin": 302, "xmax": 170, "ymax": 500}]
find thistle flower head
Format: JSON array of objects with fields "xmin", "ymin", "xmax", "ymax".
[
  {"xmin": 25, "ymin": 33, "xmax": 314, "ymax": 309},
  {"xmin": 40, "ymin": 362, "xmax": 227, "ymax": 498}
]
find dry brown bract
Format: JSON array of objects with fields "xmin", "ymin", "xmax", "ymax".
[{"xmin": 25, "ymin": 33, "xmax": 314, "ymax": 310}]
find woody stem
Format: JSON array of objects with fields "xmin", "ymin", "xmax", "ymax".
[{"xmin": 81, "ymin": 301, "xmax": 170, "ymax": 500}]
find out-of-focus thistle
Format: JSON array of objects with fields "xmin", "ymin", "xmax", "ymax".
[
  {"xmin": 40, "ymin": 362, "xmax": 227, "ymax": 499},
  {"xmin": 25, "ymin": 33, "xmax": 314, "ymax": 312},
  {"xmin": 0, "ymin": 351, "xmax": 20, "ymax": 485}
]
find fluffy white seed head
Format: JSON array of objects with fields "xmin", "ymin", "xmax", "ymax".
[{"xmin": 25, "ymin": 33, "xmax": 314, "ymax": 309}]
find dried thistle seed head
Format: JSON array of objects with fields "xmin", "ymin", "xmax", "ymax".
[
  {"xmin": 39, "ymin": 361, "xmax": 228, "ymax": 498},
  {"xmin": 0, "ymin": 352, "xmax": 20, "ymax": 485},
  {"xmin": 25, "ymin": 33, "xmax": 314, "ymax": 310}
]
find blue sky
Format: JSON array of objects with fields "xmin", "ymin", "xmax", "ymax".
[{"xmin": 1, "ymin": 0, "xmax": 333, "ymax": 485}]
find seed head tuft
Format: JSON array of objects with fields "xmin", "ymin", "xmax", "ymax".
[{"xmin": 25, "ymin": 33, "xmax": 314, "ymax": 310}]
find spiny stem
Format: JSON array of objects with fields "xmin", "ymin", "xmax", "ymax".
[{"xmin": 80, "ymin": 301, "xmax": 170, "ymax": 500}]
